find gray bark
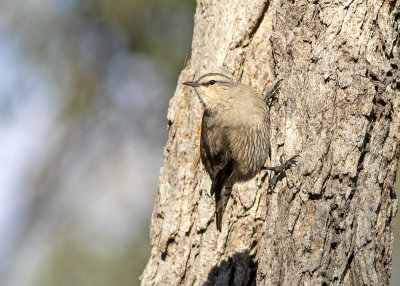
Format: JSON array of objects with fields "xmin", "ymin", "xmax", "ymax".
[{"xmin": 142, "ymin": 0, "xmax": 400, "ymax": 285}]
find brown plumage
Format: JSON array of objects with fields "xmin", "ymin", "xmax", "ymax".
[{"xmin": 183, "ymin": 73, "xmax": 295, "ymax": 232}]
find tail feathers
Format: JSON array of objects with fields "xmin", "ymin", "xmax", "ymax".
[
  {"xmin": 215, "ymin": 188, "xmax": 222, "ymax": 232},
  {"xmin": 214, "ymin": 185, "xmax": 232, "ymax": 232},
  {"xmin": 210, "ymin": 161, "xmax": 234, "ymax": 232}
]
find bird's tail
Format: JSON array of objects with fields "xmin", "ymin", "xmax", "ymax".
[
  {"xmin": 213, "ymin": 184, "xmax": 232, "ymax": 232},
  {"xmin": 210, "ymin": 161, "xmax": 234, "ymax": 232}
]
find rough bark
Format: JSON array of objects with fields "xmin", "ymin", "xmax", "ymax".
[{"xmin": 142, "ymin": 0, "xmax": 400, "ymax": 285}]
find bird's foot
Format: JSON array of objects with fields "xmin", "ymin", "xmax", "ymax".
[
  {"xmin": 264, "ymin": 79, "xmax": 283, "ymax": 108},
  {"xmin": 262, "ymin": 154, "xmax": 299, "ymax": 173},
  {"xmin": 262, "ymin": 155, "xmax": 300, "ymax": 191}
]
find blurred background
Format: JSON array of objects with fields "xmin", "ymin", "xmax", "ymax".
[
  {"xmin": 0, "ymin": 1, "xmax": 398, "ymax": 286},
  {"xmin": 0, "ymin": 0, "xmax": 194, "ymax": 285}
]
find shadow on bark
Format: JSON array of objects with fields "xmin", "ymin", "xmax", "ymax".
[{"xmin": 204, "ymin": 251, "xmax": 258, "ymax": 286}]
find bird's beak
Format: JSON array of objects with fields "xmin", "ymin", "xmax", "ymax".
[{"xmin": 183, "ymin": 81, "xmax": 200, "ymax": 87}]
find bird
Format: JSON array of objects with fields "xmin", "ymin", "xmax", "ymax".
[{"xmin": 183, "ymin": 73, "xmax": 297, "ymax": 232}]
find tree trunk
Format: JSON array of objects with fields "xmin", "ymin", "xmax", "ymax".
[{"xmin": 141, "ymin": 0, "xmax": 400, "ymax": 285}]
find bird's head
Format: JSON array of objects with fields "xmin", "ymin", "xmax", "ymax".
[{"xmin": 183, "ymin": 73, "xmax": 236, "ymax": 109}]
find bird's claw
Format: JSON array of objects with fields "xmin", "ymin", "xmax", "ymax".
[
  {"xmin": 265, "ymin": 154, "xmax": 300, "ymax": 192},
  {"xmin": 264, "ymin": 154, "xmax": 300, "ymax": 173},
  {"xmin": 282, "ymin": 155, "xmax": 300, "ymax": 169}
]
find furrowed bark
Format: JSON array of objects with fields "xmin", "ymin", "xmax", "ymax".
[{"xmin": 142, "ymin": 0, "xmax": 400, "ymax": 285}]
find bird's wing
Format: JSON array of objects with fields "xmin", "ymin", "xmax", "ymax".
[
  {"xmin": 200, "ymin": 113, "xmax": 234, "ymax": 232},
  {"xmin": 200, "ymin": 114, "xmax": 231, "ymax": 185}
]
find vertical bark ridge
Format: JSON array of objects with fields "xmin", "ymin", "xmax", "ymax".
[{"xmin": 142, "ymin": 0, "xmax": 400, "ymax": 285}]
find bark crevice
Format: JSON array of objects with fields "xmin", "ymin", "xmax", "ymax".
[{"xmin": 142, "ymin": 0, "xmax": 400, "ymax": 285}]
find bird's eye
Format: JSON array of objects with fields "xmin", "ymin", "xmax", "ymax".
[{"xmin": 209, "ymin": 80, "xmax": 216, "ymax": 85}]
